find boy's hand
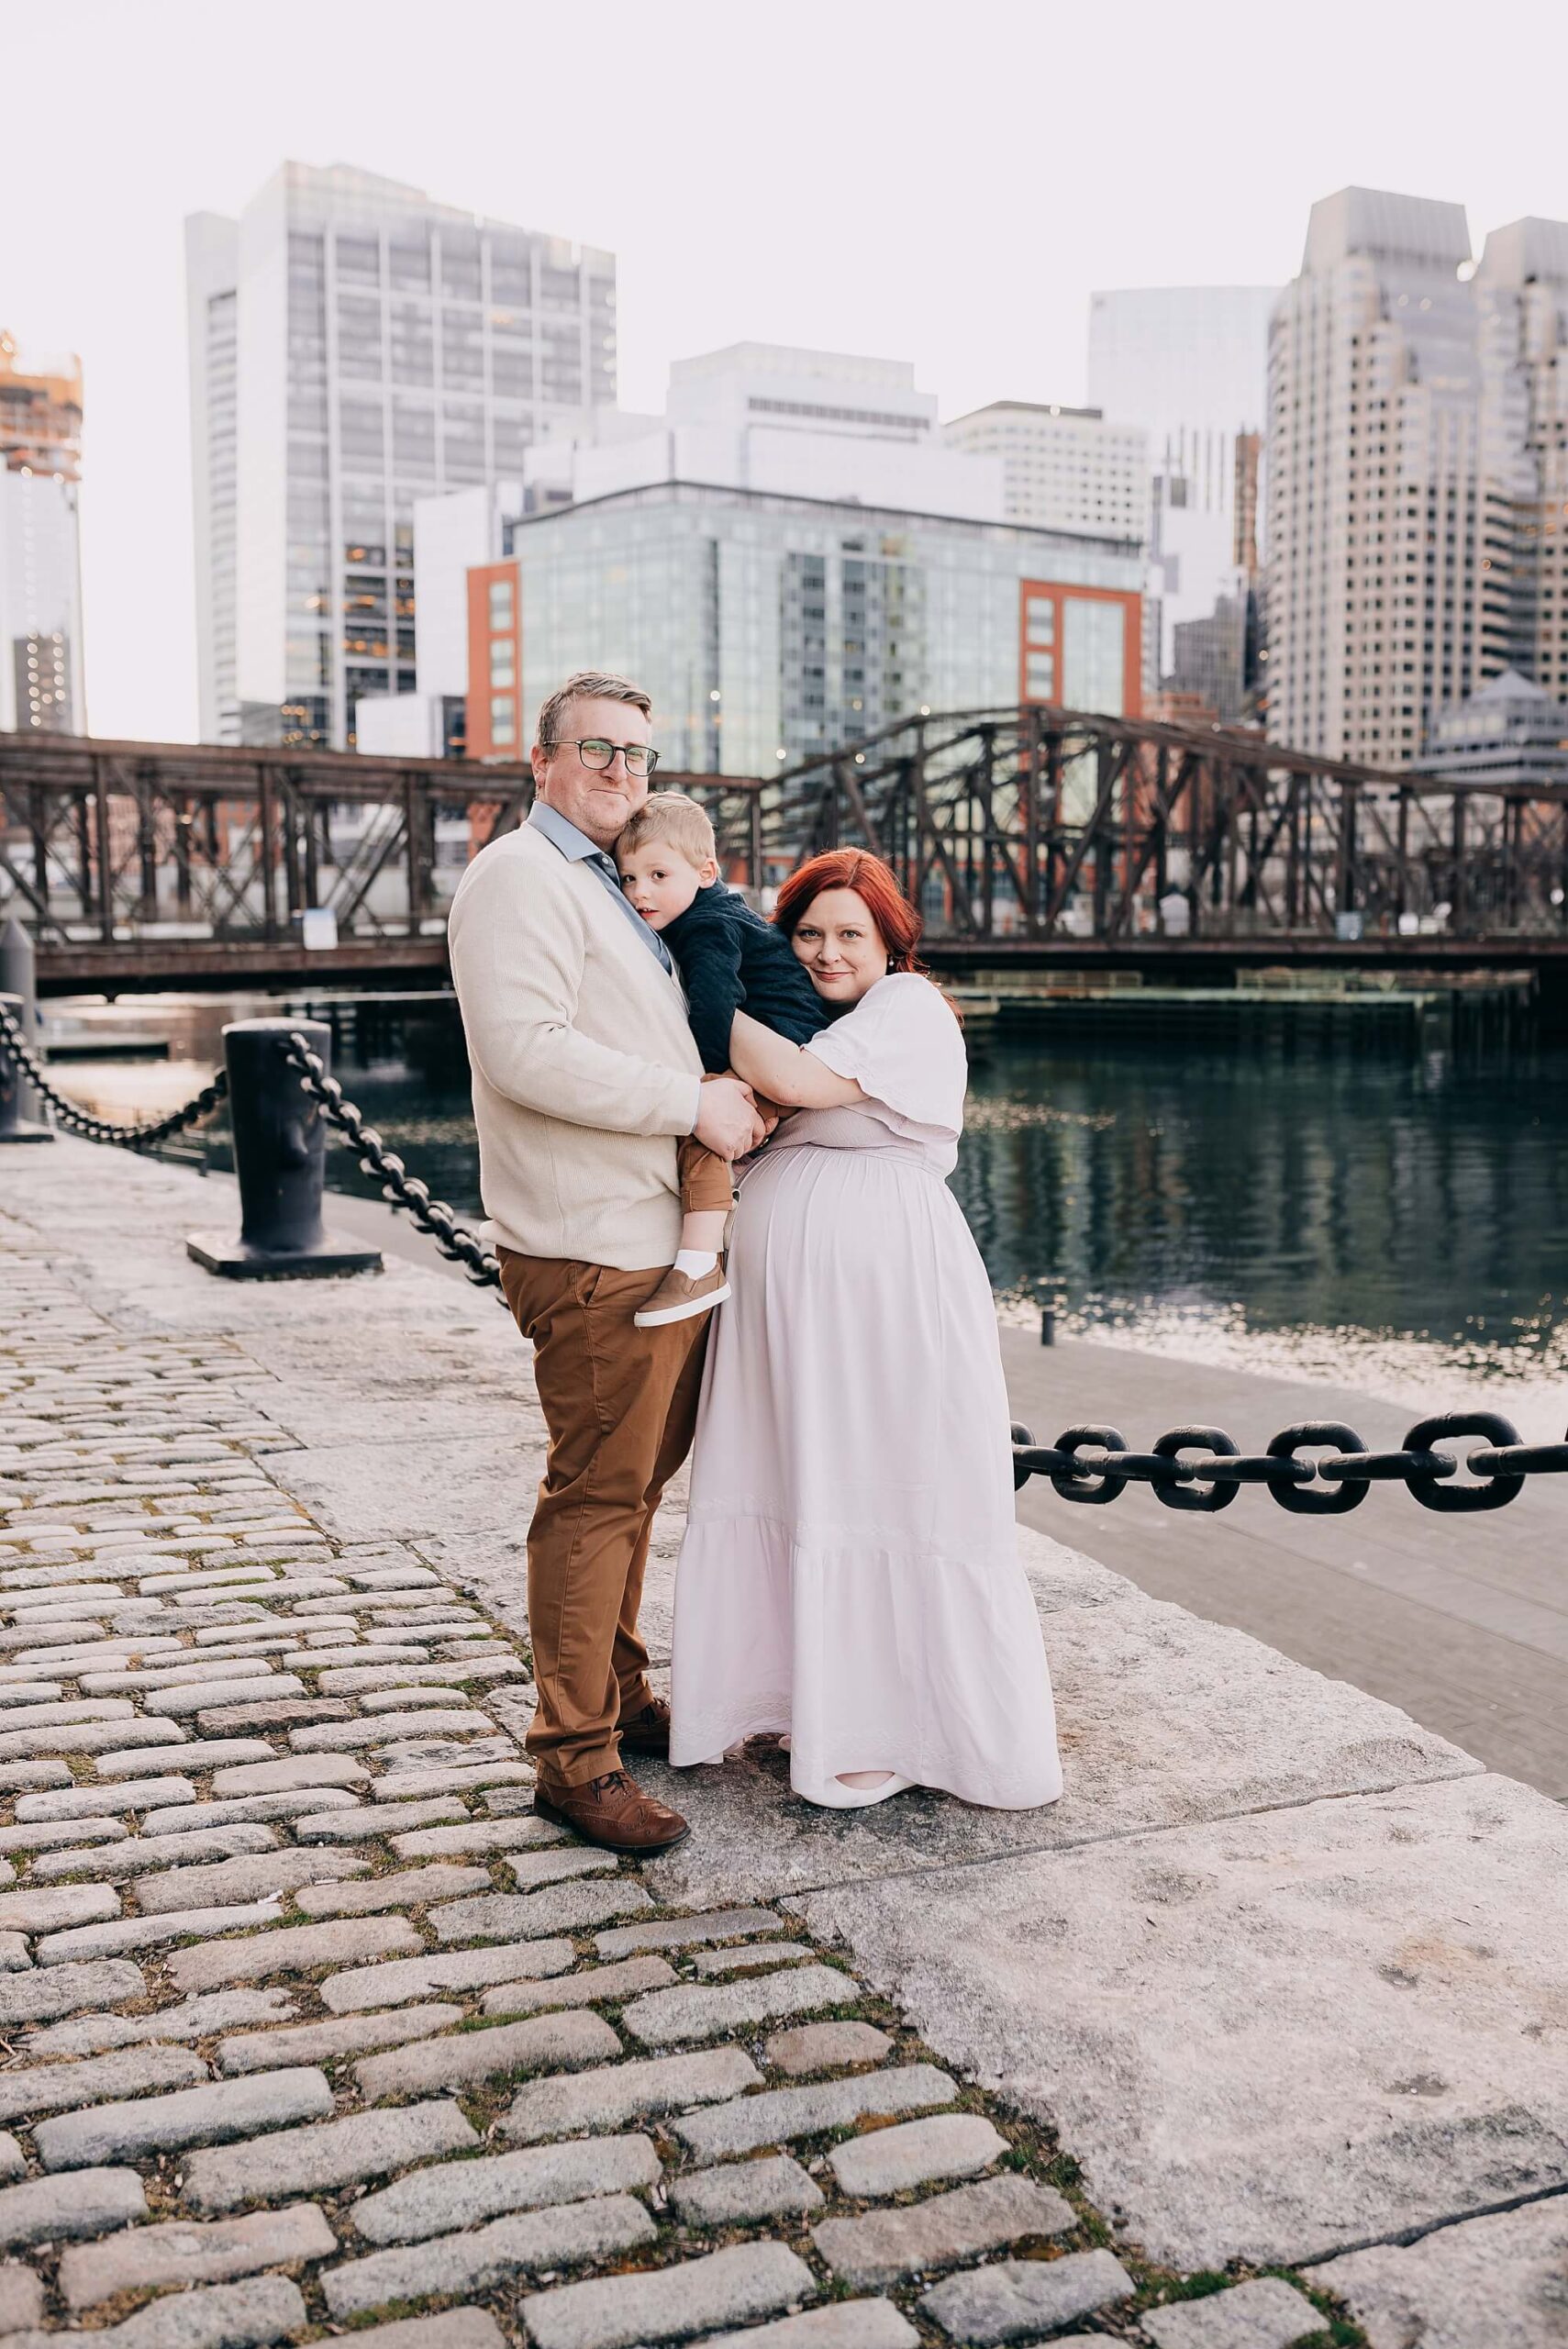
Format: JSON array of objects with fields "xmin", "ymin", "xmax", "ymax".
[
  {"xmin": 694, "ymin": 1075, "xmax": 765, "ymax": 1160},
  {"xmin": 720, "ymin": 1068, "xmax": 781, "ymax": 1141}
]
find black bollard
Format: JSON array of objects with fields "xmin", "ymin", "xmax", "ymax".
[
  {"xmin": 1040, "ymin": 1304, "xmax": 1055, "ymax": 1347},
  {"xmin": 186, "ymin": 1018, "xmax": 382, "ymax": 1280},
  {"xmin": 0, "ymin": 990, "xmax": 54, "ymax": 1144}
]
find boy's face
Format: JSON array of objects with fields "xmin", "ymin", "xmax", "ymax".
[{"xmin": 617, "ymin": 840, "xmax": 717, "ymax": 931}]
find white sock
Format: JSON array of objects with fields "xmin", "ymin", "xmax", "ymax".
[{"xmin": 673, "ymin": 1249, "xmax": 717, "ymax": 1278}]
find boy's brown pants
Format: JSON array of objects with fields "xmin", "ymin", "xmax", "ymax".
[
  {"xmin": 676, "ymin": 1090, "xmax": 782, "ymax": 1219},
  {"xmin": 496, "ymin": 1248, "xmax": 709, "ymax": 1790},
  {"xmin": 676, "ymin": 1134, "xmax": 740, "ymax": 1219}
]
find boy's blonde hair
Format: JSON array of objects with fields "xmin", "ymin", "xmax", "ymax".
[{"xmin": 617, "ymin": 791, "xmax": 717, "ymax": 869}]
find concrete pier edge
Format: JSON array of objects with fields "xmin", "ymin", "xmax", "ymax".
[{"xmin": 2, "ymin": 1138, "xmax": 1566, "ymax": 2349}]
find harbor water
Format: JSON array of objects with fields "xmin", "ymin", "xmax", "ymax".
[{"xmin": 30, "ymin": 988, "xmax": 1568, "ymax": 1421}]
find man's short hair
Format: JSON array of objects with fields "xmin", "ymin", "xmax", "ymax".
[
  {"xmin": 618, "ymin": 792, "xmax": 717, "ymax": 869},
  {"xmin": 536, "ymin": 671, "xmax": 651, "ymax": 751}
]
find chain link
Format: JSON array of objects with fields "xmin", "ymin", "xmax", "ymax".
[
  {"xmin": 282, "ymin": 1031, "xmax": 505, "ymax": 1296},
  {"xmin": 1012, "ymin": 1409, "xmax": 1563, "ymax": 1512},
  {"xmin": 0, "ymin": 1000, "xmax": 228, "ymax": 1151}
]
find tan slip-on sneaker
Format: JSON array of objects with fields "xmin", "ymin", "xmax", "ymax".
[
  {"xmin": 633, "ymin": 1260, "xmax": 730, "ymax": 1329},
  {"xmin": 534, "ymin": 1768, "xmax": 689, "ymax": 1854}
]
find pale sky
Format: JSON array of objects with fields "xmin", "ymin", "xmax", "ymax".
[{"xmin": 7, "ymin": 0, "xmax": 1567, "ymax": 744}]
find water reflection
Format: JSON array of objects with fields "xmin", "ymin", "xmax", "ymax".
[
  {"xmin": 37, "ymin": 993, "xmax": 1568, "ymax": 1395},
  {"xmin": 955, "ymin": 1028, "xmax": 1568, "ymax": 1367}
]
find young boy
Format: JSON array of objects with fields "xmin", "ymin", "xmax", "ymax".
[{"xmin": 616, "ymin": 792, "xmax": 835, "ymax": 1329}]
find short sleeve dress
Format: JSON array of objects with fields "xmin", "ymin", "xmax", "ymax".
[{"xmin": 669, "ymin": 973, "xmax": 1062, "ymax": 1810}]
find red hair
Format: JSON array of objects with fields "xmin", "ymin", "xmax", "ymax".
[{"xmin": 773, "ymin": 851, "xmax": 928, "ymax": 973}]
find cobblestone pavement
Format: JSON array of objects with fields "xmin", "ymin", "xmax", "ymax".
[{"xmin": 0, "ymin": 1167, "xmax": 1429, "ymax": 2349}]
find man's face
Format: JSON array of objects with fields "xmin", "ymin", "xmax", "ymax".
[{"xmin": 531, "ymin": 696, "xmax": 654, "ymax": 850}]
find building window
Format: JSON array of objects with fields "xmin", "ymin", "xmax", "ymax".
[
  {"xmin": 488, "ymin": 579, "xmax": 515, "ymax": 629},
  {"xmin": 1026, "ymin": 651, "xmax": 1055, "ymax": 698},
  {"xmin": 1025, "ymin": 595, "xmax": 1055, "ymax": 645},
  {"xmin": 489, "ymin": 639, "xmax": 516, "ymax": 686},
  {"xmin": 491, "ymin": 695, "xmax": 516, "ymax": 745}
]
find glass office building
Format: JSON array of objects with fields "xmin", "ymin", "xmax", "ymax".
[
  {"xmin": 186, "ymin": 164, "xmax": 616, "ymax": 750},
  {"xmin": 505, "ymin": 482, "xmax": 1143, "ymax": 775}
]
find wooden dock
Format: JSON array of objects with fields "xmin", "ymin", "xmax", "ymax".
[{"xmin": 947, "ymin": 966, "xmax": 1536, "ymax": 1049}]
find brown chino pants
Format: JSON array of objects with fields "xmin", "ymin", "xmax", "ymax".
[{"xmin": 496, "ymin": 1247, "xmax": 710, "ymax": 1791}]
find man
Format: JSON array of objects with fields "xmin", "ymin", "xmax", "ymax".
[{"xmin": 448, "ymin": 672, "xmax": 763, "ymax": 1853}]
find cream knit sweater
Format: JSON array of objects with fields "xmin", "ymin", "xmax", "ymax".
[{"xmin": 448, "ymin": 821, "xmax": 703, "ymax": 1271}]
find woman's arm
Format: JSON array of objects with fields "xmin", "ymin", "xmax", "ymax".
[{"xmin": 728, "ymin": 1009, "xmax": 866, "ymax": 1108}]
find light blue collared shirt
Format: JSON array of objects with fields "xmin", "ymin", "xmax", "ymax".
[{"xmin": 527, "ymin": 800, "xmax": 675, "ymax": 977}]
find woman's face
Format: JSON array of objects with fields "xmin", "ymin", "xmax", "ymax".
[{"xmin": 789, "ymin": 887, "xmax": 888, "ymax": 1006}]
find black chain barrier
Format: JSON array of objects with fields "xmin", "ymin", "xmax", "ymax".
[
  {"xmin": 1009, "ymin": 1411, "xmax": 1568, "ymax": 1513},
  {"xmin": 282, "ymin": 1031, "xmax": 505, "ymax": 1296},
  {"xmin": 0, "ymin": 999, "xmax": 228, "ymax": 1151},
  {"xmin": 12, "ymin": 1004, "xmax": 1565, "ymax": 1504}
]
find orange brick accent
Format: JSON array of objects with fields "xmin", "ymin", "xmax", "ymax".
[
  {"xmin": 1019, "ymin": 579, "xmax": 1143, "ymax": 718},
  {"xmin": 466, "ymin": 560, "xmax": 523, "ymax": 761}
]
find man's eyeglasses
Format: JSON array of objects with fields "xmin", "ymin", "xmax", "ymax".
[{"xmin": 550, "ymin": 738, "xmax": 660, "ymax": 779}]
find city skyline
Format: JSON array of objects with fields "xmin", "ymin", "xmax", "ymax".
[{"xmin": 7, "ymin": 0, "xmax": 1568, "ymax": 744}]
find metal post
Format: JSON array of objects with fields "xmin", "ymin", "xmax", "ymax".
[
  {"xmin": 256, "ymin": 763, "xmax": 279, "ymax": 942},
  {"xmin": 0, "ymin": 918, "xmax": 44, "ymax": 1127},
  {"xmin": 186, "ymin": 1019, "xmax": 382, "ymax": 1280},
  {"xmin": 0, "ymin": 987, "xmax": 54, "ymax": 1143}
]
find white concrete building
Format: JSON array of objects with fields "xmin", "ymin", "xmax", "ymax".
[
  {"xmin": 941, "ymin": 402, "xmax": 1146, "ymax": 540},
  {"xmin": 526, "ymin": 346, "xmax": 1004, "ymax": 523},
  {"xmin": 0, "ymin": 334, "xmax": 86, "ymax": 736},
  {"xmin": 0, "ymin": 474, "xmax": 84, "ymax": 737},
  {"xmin": 185, "ymin": 161, "xmax": 617, "ymax": 751}
]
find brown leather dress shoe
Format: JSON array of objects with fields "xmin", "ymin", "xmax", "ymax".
[
  {"xmin": 617, "ymin": 1697, "xmax": 671, "ymax": 1758},
  {"xmin": 534, "ymin": 1768, "xmax": 689, "ymax": 1854}
]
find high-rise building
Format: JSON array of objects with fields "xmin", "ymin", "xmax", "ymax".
[
  {"xmin": 0, "ymin": 331, "xmax": 86, "ymax": 735},
  {"xmin": 185, "ymin": 162, "xmax": 617, "ymax": 751},
  {"xmin": 1265, "ymin": 187, "xmax": 1568, "ymax": 767},
  {"xmin": 1087, "ymin": 286, "xmax": 1277, "ymax": 686},
  {"xmin": 1476, "ymin": 217, "xmax": 1568, "ymax": 707},
  {"xmin": 1087, "ymin": 286, "xmax": 1280, "ymax": 453},
  {"xmin": 941, "ymin": 402, "xmax": 1146, "ymax": 540}
]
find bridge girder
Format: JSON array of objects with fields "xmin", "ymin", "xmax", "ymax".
[{"xmin": 5, "ymin": 713, "xmax": 1568, "ymax": 991}]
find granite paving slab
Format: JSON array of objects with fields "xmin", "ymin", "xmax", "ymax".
[
  {"xmin": 805, "ymin": 1771, "xmax": 1568, "ymax": 2270},
  {"xmin": 638, "ymin": 1576, "xmax": 1480, "ymax": 1909},
  {"xmin": 1311, "ymin": 2192, "xmax": 1568, "ymax": 2348}
]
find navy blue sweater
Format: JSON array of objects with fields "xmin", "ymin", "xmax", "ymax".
[{"xmin": 661, "ymin": 883, "xmax": 835, "ymax": 1074}]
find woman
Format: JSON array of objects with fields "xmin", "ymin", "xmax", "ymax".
[{"xmin": 669, "ymin": 850, "xmax": 1062, "ymax": 1811}]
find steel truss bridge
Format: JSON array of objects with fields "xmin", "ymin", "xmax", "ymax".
[{"xmin": 5, "ymin": 708, "xmax": 1568, "ymax": 995}]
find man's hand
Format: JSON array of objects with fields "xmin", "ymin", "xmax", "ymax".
[{"xmin": 694, "ymin": 1074, "xmax": 766, "ymax": 1161}]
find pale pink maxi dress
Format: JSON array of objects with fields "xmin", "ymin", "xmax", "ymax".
[{"xmin": 669, "ymin": 972, "xmax": 1062, "ymax": 1810}]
